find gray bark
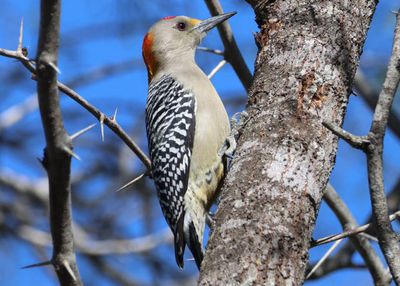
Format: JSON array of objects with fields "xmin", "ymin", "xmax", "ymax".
[
  {"xmin": 366, "ymin": 12, "xmax": 400, "ymax": 282},
  {"xmin": 199, "ymin": 1, "xmax": 377, "ymax": 285}
]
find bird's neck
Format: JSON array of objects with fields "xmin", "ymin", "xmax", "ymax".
[{"xmin": 152, "ymin": 55, "xmax": 201, "ymax": 82}]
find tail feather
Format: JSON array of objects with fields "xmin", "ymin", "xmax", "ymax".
[
  {"xmin": 174, "ymin": 213, "xmax": 186, "ymax": 268},
  {"xmin": 187, "ymin": 221, "xmax": 204, "ymax": 269}
]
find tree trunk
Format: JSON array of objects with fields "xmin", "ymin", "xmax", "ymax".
[{"xmin": 199, "ymin": 1, "xmax": 377, "ymax": 285}]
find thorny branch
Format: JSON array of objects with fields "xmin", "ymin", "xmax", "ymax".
[
  {"xmin": 0, "ymin": 33, "xmax": 151, "ymax": 171},
  {"xmin": 35, "ymin": 0, "xmax": 82, "ymax": 284},
  {"xmin": 0, "ymin": 60, "xmax": 139, "ymax": 132},
  {"xmin": 324, "ymin": 10, "xmax": 400, "ymax": 284},
  {"xmin": 55, "ymin": 81, "xmax": 151, "ymax": 170}
]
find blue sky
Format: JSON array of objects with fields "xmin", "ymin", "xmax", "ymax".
[{"xmin": 0, "ymin": 0, "xmax": 399, "ymax": 285}]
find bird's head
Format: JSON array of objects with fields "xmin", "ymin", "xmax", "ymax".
[{"xmin": 142, "ymin": 12, "xmax": 236, "ymax": 82}]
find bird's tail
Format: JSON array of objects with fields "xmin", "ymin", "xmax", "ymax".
[
  {"xmin": 174, "ymin": 192, "xmax": 206, "ymax": 269},
  {"xmin": 184, "ymin": 195, "xmax": 205, "ymax": 270},
  {"xmin": 174, "ymin": 213, "xmax": 186, "ymax": 268},
  {"xmin": 186, "ymin": 218, "xmax": 204, "ymax": 269}
]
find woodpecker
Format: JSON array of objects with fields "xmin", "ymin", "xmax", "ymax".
[{"xmin": 143, "ymin": 12, "xmax": 235, "ymax": 269}]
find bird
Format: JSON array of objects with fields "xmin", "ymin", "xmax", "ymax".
[{"xmin": 143, "ymin": 12, "xmax": 236, "ymax": 269}]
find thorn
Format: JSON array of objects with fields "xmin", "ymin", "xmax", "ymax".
[
  {"xmin": 115, "ymin": 173, "xmax": 146, "ymax": 192},
  {"xmin": 48, "ymin": 61, "xmax": 61, "ymax": 74},
  {"xmin": 62, "ymin": 260, "xmax": 77, "ymax": 281},
  {"xmin": 70, "ymin": 123, "xmax": 96, "ymax": 140},
  {"xmin": 17, "ymin": 18, "xmax": 24, "ymax": 53},
  {"xmin": 63, "ymin": 145, "xmax": 81, "ymax": 161},
  {"xmin": 111, "ymin": 107, "xmax": 118, "ymax": 122},
  {"xmin": 22, "ymin": 260, "xmax": 52, "ymax": 269},
  {"xmin": 99, "ymin": 114, "xmax": 105, "ymax": 142}
]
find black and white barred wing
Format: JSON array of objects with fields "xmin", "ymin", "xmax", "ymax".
[{"xmin": 145, "ymin": 75, "xmax": 196, "ymax": 233}]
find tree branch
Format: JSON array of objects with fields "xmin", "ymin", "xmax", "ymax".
[
  {"xmin": 366, "ymin": 10, "xmax": 400, "ymax": 283},
  {"xmin": 311, "ymin": 210, "xmax": 400, "ymax": 248},
  {"xmin": 321, "ymin": 184, "xmax": 391, "ymax": 285},
  {"xmin": 36, "ymin": 0, "xmax": 82, "ymax": 284},
  {"xmin": 322, "ymin": 121, "xmax": 370, "ymax": 150},
  {"xmin": 0, "ymin": 59, "xmax": 139, "ymax": 132},
  {"xmin": 55, "ymin": 81, "xmax": 151, "ymax": 170},
  {"xmin": 204, "ymin": 0, "xmax": 252, "ymax": 91},
  {"xmin": 17, "ymin": 224, "xmax": 173, "ymax": 255},
  {"xmin": 308, "ymin": 168, "xmax": 400, "ymax": 280},
  {"xmin": 354, "ymin": 69, "xmax": 400, "ymax": 139},
  {"xmin": 322, "ymin": 11, "xmax": 400, "ymax": 283},
  {"xmin": 0, "ymin": 45, "xmax": 151, "ymax": 171}
]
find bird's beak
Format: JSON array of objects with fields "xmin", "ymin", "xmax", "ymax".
[{"xmin": 191, "ymin": 12, "xmax": 236, "ymax": 34}]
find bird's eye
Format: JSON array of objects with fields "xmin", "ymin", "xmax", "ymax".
[{"xmin": 176, "ymin": 22, "xmax": 186, "ymax": 31}]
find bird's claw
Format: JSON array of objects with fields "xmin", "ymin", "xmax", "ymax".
[{"xmin": 218, "ymin": 111, "xmax": 249, "ymax": 171}]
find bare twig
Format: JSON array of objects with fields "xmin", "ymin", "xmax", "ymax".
[
  {"xmin": 322, "ymin": 121, "xmax": 370, "ymax": 150},
  {"xmin": 204, "ymin": 0, "xmax": 252, "ymax": 91},
  {"xmin": 322, "ymin": 12, "xmax": 400, "ymax": 282},
  {"xmin": 17, "ymin": 224, "xmax": 173, "ymax": 255},
  {"xmin": 36, "ymin": 0, "xmax": 82, "ymax": 284},
  {"xmin": 365, "ymin": 11, "xmax": 400, "ymax": 283},
  {"xmin": 0, "ymin": 95, "xmax": 38, "ymax": 132},
  {"xmin": 208, "ymin": 59, "xmax": 227, "ymax": 79},
  {"xmin": 323, "ymin": 184, "xmax": 391, "ymax": 285},
  {"xmin": 307, "ymin": 243, "xmax": 364, "ymax": 280},
  {"xmin": 66, "ymin": 60, "xmax": 137, "ymax": 87},
  {"xmin": 308, "ymin": 175, "xmax": 400, "ymax": 280},
  {"xmin": 197, "ymin": 46, "xmax": 224, "ymax": 56},
  {"xmin": 0, "ymin": 169, "xmax": 48, "ymax": 202},
  {"xmin": 354, "ymin": 69, "xmax": 400, "ymax": 139},
  {"xmin": 311, "ymin": 210, "xmax": 400, "ymax": 247},
  {"xmin": 307, "ymin": 239, "xmax": 343, "ymax": 279},
  {"xmin": 360, "ymin": 233, "xmax": 379, "ymax": 242}
]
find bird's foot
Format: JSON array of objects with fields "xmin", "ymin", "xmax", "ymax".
[{"xmin": 218, "ymin": 111, "xmax": 249, "ymax": 171}]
